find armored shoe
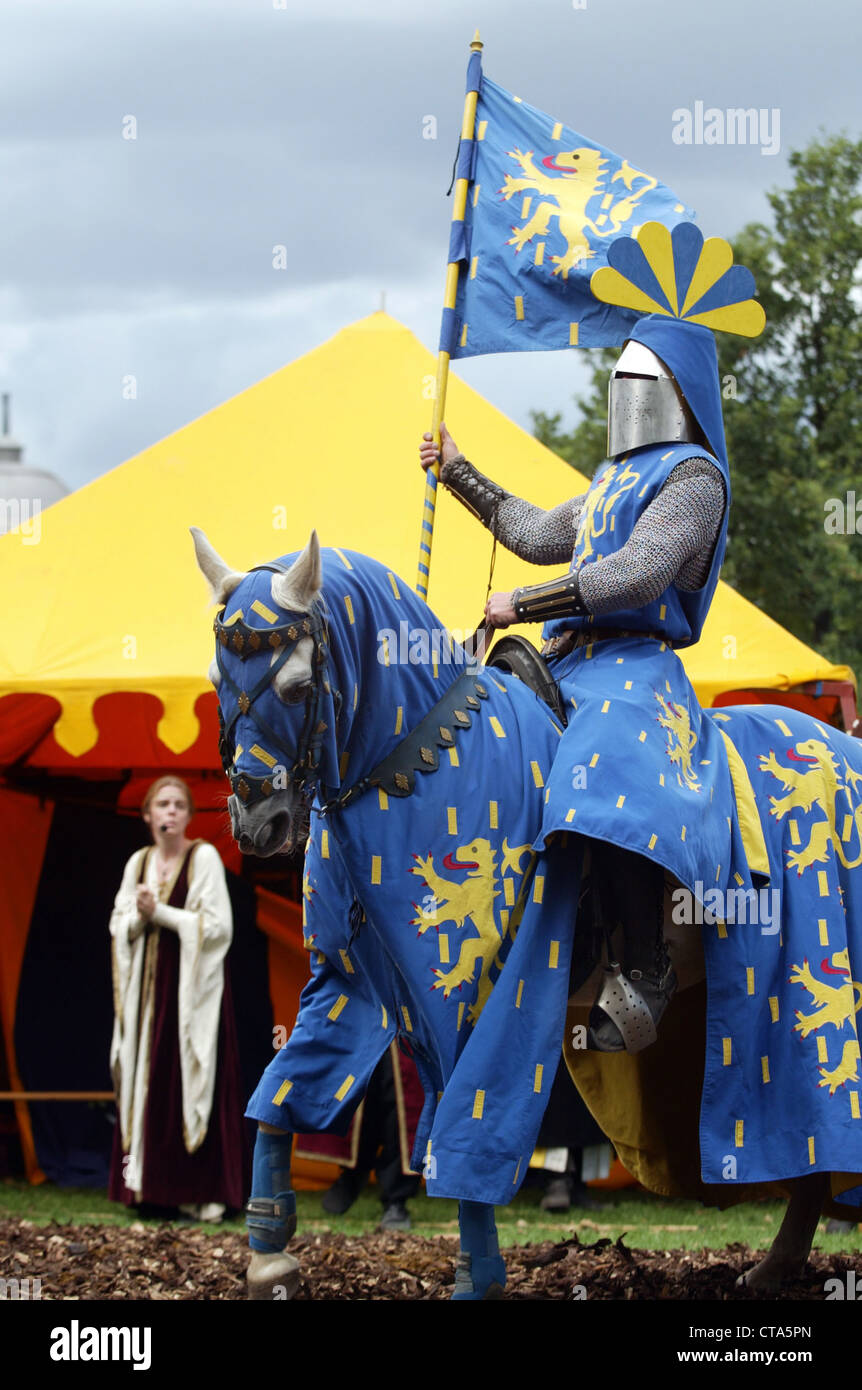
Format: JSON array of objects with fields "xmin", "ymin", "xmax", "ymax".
[{"xmin": 588, "ymin": 962, "xmax": 677, "ymax": 1053}]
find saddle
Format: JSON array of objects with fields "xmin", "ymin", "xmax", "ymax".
[{"xmin": 484, "ymin": 633, "xmax": 568, "ymax": 728}]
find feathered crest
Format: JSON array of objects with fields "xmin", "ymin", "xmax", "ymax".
[{"xmin": 590, "ymin": 221, "xmax": 765, "ymax": 337}]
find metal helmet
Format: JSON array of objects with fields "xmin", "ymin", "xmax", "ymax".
[{"xmin": 607, "ymin": 339, "xmax": 700, "ymax": 458}]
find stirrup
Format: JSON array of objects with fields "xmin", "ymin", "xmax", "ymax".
[{"xmin": 588, "ymin": 963, "xmax": 676, "ymax": 1053}]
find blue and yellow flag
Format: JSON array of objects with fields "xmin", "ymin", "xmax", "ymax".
[{"xmin": 440, "ymin": 56, "xmax": 695, "ymax": 358}]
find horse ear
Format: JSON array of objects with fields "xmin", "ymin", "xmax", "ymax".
[
  {"xmin": 271, "ymin": 531, "xmax": 322, "ymax": 613},
  {"xmin": 190, "ymin": 527, "xmax": 247, "ymax": 604}
]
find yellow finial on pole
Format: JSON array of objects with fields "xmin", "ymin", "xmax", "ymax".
[{"xmin": 415, "ymin": 33, "xmax": 483, "ymax": 599}]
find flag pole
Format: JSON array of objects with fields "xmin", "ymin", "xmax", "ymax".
[{"xmin": 415, "ymin": 28, "xmax": 483, "ymax": 599}]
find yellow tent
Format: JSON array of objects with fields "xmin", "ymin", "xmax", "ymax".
[{"xmin": 0, "ymin": 310, "xmax": 853, "ymax": 765}]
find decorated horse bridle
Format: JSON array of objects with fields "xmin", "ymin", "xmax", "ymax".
[{"xmin": 214, "ymin": 561, "xmax": 338, "ymax": 806}]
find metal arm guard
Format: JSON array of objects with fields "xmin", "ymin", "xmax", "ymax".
[
  {"xmin": 440, "ymin": 453, "xmax": 507, "ymax": 529},
  {"xmin": 511, "ymin": 571, "xmax": 586, "ymax": 623}
]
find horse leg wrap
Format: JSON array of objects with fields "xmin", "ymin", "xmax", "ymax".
[
  {"xmin": 451, "ymin": 1201, "xmax": 506, "ymax": 1300},
  {"xmin": 246, "ymin": 1129, "xmax": 297, "ymax": 1254}
]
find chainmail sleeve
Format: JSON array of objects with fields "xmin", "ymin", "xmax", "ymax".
[
  {"xmin": 440, "ymin": 454, "xmax": 583, "ymax": 565},
  {"xmin": 577, "ymin": 457, "xmax": 726, "ymax": 615}
]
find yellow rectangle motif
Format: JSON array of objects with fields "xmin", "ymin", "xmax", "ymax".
[
  {"xmin": 395, "ymin": 706, "xmax": 403, "ymax": 735},
  {"xmin": 448, "ymin": 747, "xmax": 459, "ymax": 768},
  {"xmin": 534, "ymin": 242, "xmax": 545, "ymax": 266},
  {"xmin": 569, "ymin": 322, "xmax": 579, "ymax": 346},
  {"xmin": 489, "ymin": 800, "xmax": 498, "ymax": 828},
  {"xmin": 343, "ymin": 595, "xmax": 355, "ymax": 625},
  {"xmin": 470, "ymin": 256, "xmax": 478, "ymax": 279},
  {"xmin": 818, "ymin": 918, "xmax": 829, "ymax": 946},
  {"xmin": 514, "ymin": 294, "xmax": 525, "ymax": 320},
  {"xmin": 334, "ymin": 1075, "xmax": 355, "ymax": 1102},
  {"xmin": 321, "ymin": 829, "xmax": 329, "ymax": 859},
  {"xmin": 504, "ymin": 877, "xmax": 515, "ymax": 906},
  {"xmin": 438, "ymin": 933, "xmax": 449, "ymax": 964},
  {"xmin": 251, "ymin": 598, "xmax": 278, "ymax": 624},
  {"xmin": 818, "ymin": 870, "xmax": 829, "ymax": 897},
  {"xmin": 447, "ymin": 807, "xmax": 457, "ymax": 835},
  {"xmin": 472, "ymin": 1090, "xmax": 485, "ymax": 1120},
  {"xmin": 272, "ymin": 1080, "xmax": 292, "ymax": 1105},
  {"xmin": 378, "ymin": 788, "xmax": 389, "ymax": 811},
  {"xmin": 531, "ymin": 761, "xmax": 544, "ymax": 788},
  {"xmin": 851, "ymin": 1092, "xmax": 861, "ymax": 1119},
  {"xmin": 601, "ymin": 700, "xmax": 610, "ymax": 714},
  {"xmin": 648, "ymin": 833, "xmax": 657, "ymax": 850},
  {"xmin": 566, "ymin": 808, "xmax": 576, "ymax": 823},
  {"xmin": 548, "ymin": 939, "xmax": 558, "ymax": 968},
  {"xmin": 717, "ymin": 921, "xmax": 728, "ymax": 939},
  {"xmin": 401, "ymin": 1006, "xmax": 413, "ymax": 1033},
  {"xmin": 250, "ymin": 743, "xmax": 277, "ymax": 768},
  {"xmin": 746, "ymin": 967, "xmax": 755, "ymax": 995},
  {"xmin": 533, "ymin": 876, "xmax": 545, "ymax": 905},
  {"xmin": 489, "ymin": 716, "xmax": 506, "ymax": 738},
  {"xmin": 722, "ymin": 1037, "xmax": 732, "ymax": 1065},
  {"xmin": 338, "ymin": 949, "xmax": 354, "ymax": 975},
  {"xmin": 551, "ymin": 121, "xmax": 562, "ymax": 140},
  {"xmin": 775, "ymin": 719, "xmax": 792, "ymax": 737},
  {"xmin": 371, "ymin": 855, "xmax": 382, "ymax": 884},
  {"xmin": 817, "ymin": 1035, "xmax": 829, "ymax": 1064},
  {"xmin": 328, "ymin": 994, "xmax": 348, "ymax": 1022},
  {"xmin": 761, "ymin": 1056, "xmax": 770, "ymax": 1084},
  {"xmin": 616, "ymin": 795, "xmax": 626, "ymax": 809},
  {"xmin": 789, "ymin": 819, "xmax": 800, "ymax": 846},
  {"xmin": 808, "ymin": 1136, "xmax": 815, "ymax": 1165},
  {"xmin": 769, "ymin": 996, "xmax": 779, "ymax": 1022},
  {"xmin": 457, "ymin": 1002, "xmax": 465, "ymax": 1031},
  {"xmin": 534, "ymin": 1064, "xmax": 544, "ymax": 1094},
  {"xmin": 843, "ymin": 813, "xmax": 854, "ymax": 842},
  {"xmin": 735, "ymin": 1120, "xmax": 744, "ymax": 1148}
]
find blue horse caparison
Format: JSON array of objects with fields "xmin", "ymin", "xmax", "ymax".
[{"xmin": 201, "ymin": 537, "xmax": 862, "ymax": 1299}]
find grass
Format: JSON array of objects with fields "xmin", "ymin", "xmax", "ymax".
[{"xmin": 2, "ymin": 1178, "xmax": 861, "ymax": 1254}]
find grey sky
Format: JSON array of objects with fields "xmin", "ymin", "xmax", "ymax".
[{"xmin": 1, "ymin": 0, "xmax": 859, "ymax": 491}]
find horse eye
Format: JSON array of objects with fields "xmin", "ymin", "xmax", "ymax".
[{"xmin": 281, "ymin": 682, "xmax": 312, "ymax": 706}]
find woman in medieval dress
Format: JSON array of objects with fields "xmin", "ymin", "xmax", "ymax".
[{"xmin": 107, "ymin": 776, "xmax": 245, "ymax": 1219}]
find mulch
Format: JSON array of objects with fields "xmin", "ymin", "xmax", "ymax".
[{"xmin": 0, "ymin": 1219, "xmax": 854, "ymax": 1300}]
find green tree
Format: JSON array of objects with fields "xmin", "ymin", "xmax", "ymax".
[{"xmin": 531, "ymin": 134, "xmax": 862, "ymax": 677}]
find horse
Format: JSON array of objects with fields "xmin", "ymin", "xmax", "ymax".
[{"xmin": 192, "ymin": 528, "xmax": 862, "ymax": 1299}]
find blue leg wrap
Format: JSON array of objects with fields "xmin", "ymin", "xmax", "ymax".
[
  {"xmin": 451, "ymin": 1200, "xmax": 506, "ymax": 1300},
  {"xmin": 246, "ymin": 1129, "xmax": 297, "ymax": 1254}
]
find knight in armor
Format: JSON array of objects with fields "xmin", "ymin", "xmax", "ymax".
[{"xmin": 420, "ymin": 312, "xmax": 732, "ymax": 1052}]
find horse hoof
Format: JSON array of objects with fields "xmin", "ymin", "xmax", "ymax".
[
  {"xmin": 247, "ymin": 1250, "xmax": 301, "ymax": 1300},
  {"xmin": 736, "ymin": 1257, "xmax": 787, "ymax": 1294}
]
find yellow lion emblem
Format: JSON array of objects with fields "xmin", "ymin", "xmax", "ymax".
[
  {"xmin": 759, "ymin": 738, "xmax": 862, "ymax": 873},
  {"xmin": 499, "ymin": 146, "xmax": 658, "ymax": 279},
  {"xmin": 410, "ymin": 836, "xmax": 533, "ymax": 1024},
  {"xmin": 655, "ymin": 692, "xmax": 701, "ymax": 793},
  {"xmin": 789, "ymin": 950, "xmax": 862, "ymax": 1096}
]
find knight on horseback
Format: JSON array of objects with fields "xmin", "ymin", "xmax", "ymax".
[{"xmin": 421, "ymin": 309, "xmax": 740, "ymax": 1053}]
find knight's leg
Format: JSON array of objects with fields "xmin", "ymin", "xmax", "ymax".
[
  {"xmin": 246, "ymin": 1122, "xmax": 301, "ymax": 1301},
  {"xmin": 451, "ymin": 1201, "xmax": 506, "ymax": 1300},
  {"xmin": 737, "ymin": 1172, "xmax": 829, "ymax": 1292},
  {"xmin": 588, "ymin": 843, "xmax": 676, "ymax": 1052}
]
